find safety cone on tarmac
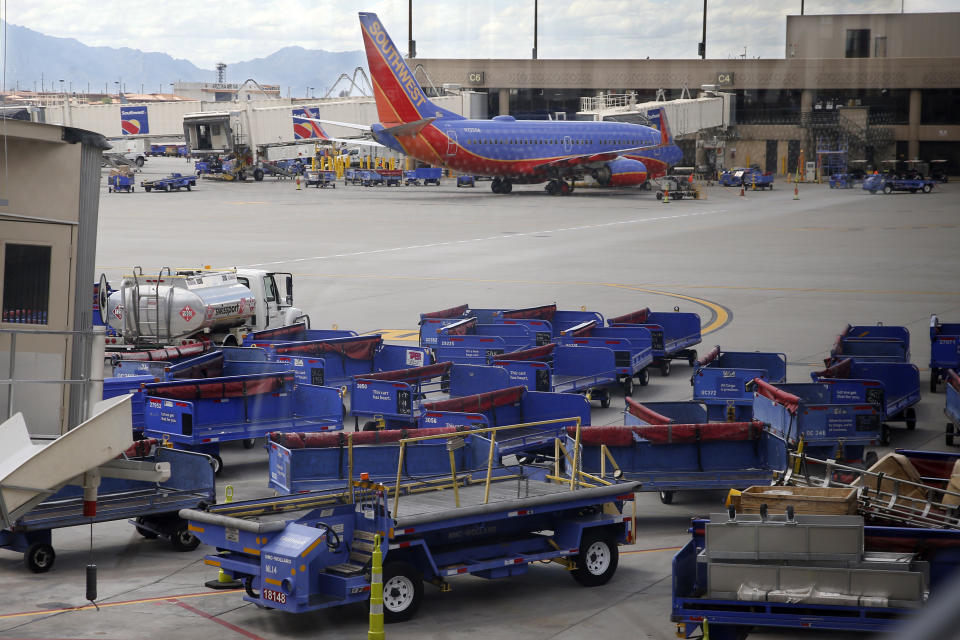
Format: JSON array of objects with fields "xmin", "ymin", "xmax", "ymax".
[
  {"xmin": 794, "ymin": 182, "xmax": 799, "ymax": 200},
  {"xmin": 368, "ymin": 532, "xmax": 384, "ymax": 640},
  {"xmin": 205, "ymin": 486, "xmax": 242, "ymax": 589},
  {"xmin": 739, "ymin": 184, "xmax": 745, "ymax": 197},
  {"xmin": 663, "ymin": 188, "xmax": 670, "ymax": 203},
  {"xmin": 296, "ymin": 175, "xmax": 301, "ymax": 190}
]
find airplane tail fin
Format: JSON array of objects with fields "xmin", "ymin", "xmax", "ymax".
[
  {"xmin": 359, "ymin": 12, "xmax": 464, "ymax": 126},
  {"xmin": 292, "ymin": 108, "xmax": 330, "ymax": 140},
  {"xmin": 647, "ymin": 108, "xmax": 673, "ymax": 146}
]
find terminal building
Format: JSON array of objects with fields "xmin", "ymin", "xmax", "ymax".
[{"xmin": 413, "ymin": 12, "xmax": 960, "ymax": 175}]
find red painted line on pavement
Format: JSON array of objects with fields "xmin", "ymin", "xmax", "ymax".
[{"xmin": 172, "ymin": 600, "xmax": 266, "ymax": 640}]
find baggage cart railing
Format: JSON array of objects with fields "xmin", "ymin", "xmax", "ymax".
[{"xmin": 779, "ymin": 452, "xmax": 960, "ymax": 530}]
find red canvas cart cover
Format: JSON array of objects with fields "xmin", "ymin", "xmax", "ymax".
[
  {"xmin": 423, "ymin": 386, "xmax": 525, "ymax": 414},
  {"xmin": 146, "ymin": 373, "xmax": 291, "ymax": 400},
  {"xmin": 420, "ymin": 304, "xmax": 469, "ymax": 320},
  {"xmin": 248, "ymin": 322, "xmax": 308, "ymax": 342},
  {"xmin": 355, "ymin": 361, "xmax": 451, "ymax": 383},
  {"xmin": 624, "ymin": 397, "xmax": 671, "ymax": 425},
  {"xmin": 274, "ymin": 335, "xmax": 382, "ymax": 361},
  {"xmin": 441, "ymin": 317, "xmax": 479, "ymax": 336},
  {"xmin": 814, "ymin": 357, "xmax": 853, "ymax": 380},
  {"xmin": 752, "ymin": 377, "xmax": 800, "ymax": 414},
  {"xmin": 608, "ymin": 309, "xmax": 650, "ymax": 325},
  {"xmin": 831, "ymin": 331, "xmax": 846, "ymax": 356},
  {"xmin": 501, "ymin": 304, "xmax": 556, "ymax": 321},
  {"xmin": 270, "ymin": 426, "xmax": 462, "ymax": 449},
  {"xmin": 115, "ymin": 342, "xmax": 210, "ymax": 362},
  {"xmin": 568, "ymin": 422, "xmax": 761, "ymax": 446},
  {"xmin": 171, "ymin": 353, "xmax": 224, "ymax": 379},
  {"xmin": 493, "ymin": 343, "xmax": 556, "ymax": 362},
  {"xmin": 947, "ymin": 369, "xmax": 960, "ymax": 393},
  {"xmin": 697, "ymin": 345, "xmax": 721, "ymax": 366}
]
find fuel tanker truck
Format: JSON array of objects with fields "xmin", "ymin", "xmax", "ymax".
[{"xmin": 99, "ymin": 267, "xmax": 309, "ymax": 352}]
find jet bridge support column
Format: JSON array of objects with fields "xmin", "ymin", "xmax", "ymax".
[{"xmin": 499, "ymin": 89, "xmax": 510, "ymax": 116}]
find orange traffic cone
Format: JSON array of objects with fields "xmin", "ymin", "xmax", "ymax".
[
  {"xmin": 793, "ymin": 182, "xmax": 799, "ymax": 200},
  {"xmin": 296, "ymin": 175, "xmax": 301, "ymax": 190},
  {"xmin": 739, "ymin": 184, "xmax": 745, "ymax": 197}
]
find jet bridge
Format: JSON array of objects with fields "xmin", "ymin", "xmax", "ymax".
[{"xmin": 576, "ymin": 92, "xmax": 732, "ymax": 136}]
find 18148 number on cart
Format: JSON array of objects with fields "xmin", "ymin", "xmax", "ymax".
[{"xmin": 263, "ymin": 588, "xmax": 287, "ymax": 604}]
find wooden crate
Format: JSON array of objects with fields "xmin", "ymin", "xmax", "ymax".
[{"xmin": 740, "ymin": 485, "xmax": 858, "ymax": 515}]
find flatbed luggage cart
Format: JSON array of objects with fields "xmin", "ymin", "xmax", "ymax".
[
  {"xmin": 183, "ymin": 421, "xmax": 638, "ymax": 621},
  {"xmin": 141, "ymin": 173, "xmax": 197, "ymax": 192},
  {"xmin": 350, "ymin": 361, "xmax": 511, "ymax": 431},
  {"xmin": 568, "ymin": 397, "xmax": 785, "ymax": 505},
  {"xmin": 930, "ymin": 315, "xmax": 960, "ymax": 392},
  {"xmin": 691, "ymin": 347, "xmax": 787, "ymax": 422},
  {"xmin": 607, "ymin": 307, "xmax": 701, "ymax": 375},
  {"xmin": 944, "ymin": 370, "xmax": 960, "ymax": 446},
  {"xmin": 1, "ymin": 443, "xmax": 214, "ymax": 572},
  {"xmin": 107, "ymin": 173, "xmax": 135, "ymax": 193},
  {"xmin": 418, "ymin": 304, "xmax": 504, "ymax": 348},
  {"xmin": 830, "ymin": 323, "xmax": 910, "ymax": 364},
  {"xmin": 432, "ymin": 317, "xmax": 537, "ymax": 364},
  {"xmin": 812, "ymin": 357, "xmax": 920, "ymax": 445},
  {"xmin": 143, "ymin": 372, "xmax": 344, "ymax": 472},
  {"xmin": 495, "ymin": 303, "xmax": 605, "ymax": 344},
  {"xmin": 751, "ymin": 378, "xmax": 882, "ymax": 465},
  {"xmin": 491, "ymin": 343, "xmax": 621, "ymax": 407},
  {"xmin": 557, "ymin": 320, "xmax": 654, "ymax": 396}
]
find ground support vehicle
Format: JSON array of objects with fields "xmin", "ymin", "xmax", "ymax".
[
  {"xmin": 491, "ymin": 343, "xmax": 620, "ymax": 407},
  {"xmin": 405, "ymin": 168, "xmax": 442, "ymax": 185},
  {"xmin": 829, "ymin": 323, "xmax": 910, "ymax": 364},
  {"xmin": 569, "ymin": 397, "xmax": 785, "ymax": 505},
  {"xmin": 1, "ymin": 444, "xmax": 214, "ymax": 572},
  {"xmin": 556, "ymin": 321, "xmax": 654, "ymax": 395},
  {"xmin": 608, "ymin": 307, "xmax": 701, "ymax": 375},
  {"xmin": 194, "ymin": 160, "xmax": 220, "ymax": 175},
  {"xmin": 719, "ymin": 167, "xmax": 773, "ymax": 190},
  {"xmin": 142, "ymin": 372, "xmax": 344, "ymax": 472},
  {"xmin": 350, "ymin": 362, "xmax": 511, "ymax": 431},
  {"xmin": 718, "ymin": 168, "xmax": 748, "ymax": 186},
  {"xmin": 692, "ymin": 347, "xmax": 787, "ymax": 421},
  {"xmin": 930, "ymin": 315, "xmax": 960, "ymax": 392},
  {"xmin": 259, "ymin": 160, "xmax": 301, "ymax": 180},
  {"xmin": 344, "ymin": 169, "xmax": 364, "ymax": 185},
  {"xmin": 944, "ymin": 370, "xmax": 960, "ymax": 446},
  {"xmin": 360, "ymin": 170, "xmax": 384, "ymax": 186},
  {"xmin": 811, "ymin": 358, "xmax": 920, "ymax": 445},
  {"xmin": 380, "ymin": 169, "xmax": 404, "ymax": 186},
  {"xmin": 305, "ymin": 169, "xmax": 336, "ymax": 187},
  {"xmin": 141, "ymin": 173, "xmax": 197, "ymax": 192},
  {"xmin": 654, "ymin": 174, "xmax": 699, "ymax": 200},
  {"xmin": 250, "ymin": 334, "xmax": 431, "ymax": 390},
  {"xmin": 183, "ymin": 429, "xmax": 639, "ymax": 621},
  {"xmin": 752, "ymin": 377, "xmax": 882, "ymax": 465},
  {"xmin": 828, "ymin": 173, "xmax": 856, "ymax": 188},
  {"xmin": 103, "ymin": 267, "xmax": 306, "ymax": 351},
  {"xmin": 863, "ymin": 173, "xmax": 936, "ymax": 194},
  {"xmin": 107, "ymin": 173, "xmax": 135, "ymax": 193},
  {"xmin": 456, "ymin": 174, "xmax": 475, "ymax": 187},
  {"xmin": 432, "ymin": 318, "xmax": 537, "ymax": 365},
  {"xmin": 672, "ymin": 513, "xmax": 959, "ymax": 640}
]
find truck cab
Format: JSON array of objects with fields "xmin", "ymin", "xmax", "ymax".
[{"xmin": 234, "ymin": 269, "xmax": 305, "ymax": 333}]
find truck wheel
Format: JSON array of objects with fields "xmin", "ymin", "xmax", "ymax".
[
  {"xmin": 864, "ymin": 451, "xmax": 879, "ymax": 468},
  {"xmin": 136, "ymin": 156, "xmax": 145, "ymax": 167},
  {"xmin": 904, "ymin": 407, "xmax": 917, "ymax": 430},
  {"xmin": 382, "ymin": 561, "xmax": 423, "ymax": 623},
  {"xmin": 253, "ymin": 168, "xmax": 264, "ymax": 181},
  {"xmin": 25, "ymin": 543, "xmax": 56, "ymax": 573},
  {"xmin": 659, "ymin": 491, "xmax": 675, "ymax": 505},
  {"xmin": 170, "ymin": 520, "xmax": 200, "ymax": 552},
  {"xmin": 923, "ymin": 184, "xmax": 932, "ymax": 193},
  {"xmin": 135, "ymin": 516, "xmax": 159, "ymax": 539},
  {"xmin": 883, "ymin": 184, "xmax": 893, "ymax": 194},
  {"xmin": 660, "ymin": 360, "xmax": 671, "ymax": 376},
  {"xmin": 242, "ymin": 438, "xmax": 257, "ymax": 449},
  {"xmin": 571, "ymin": 530, "xmax": 618, "ymax": 587},
  {"xmin": 931, "ymin": 369, "xmax": 940, "ymax": 393}
]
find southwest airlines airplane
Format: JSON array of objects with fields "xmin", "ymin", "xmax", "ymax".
[{"xmin": 302, "ymin": 12, "xmax": 683, "ymax": 195}]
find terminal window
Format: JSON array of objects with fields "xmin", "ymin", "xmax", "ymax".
[
  {"xmin": 2, "ymin": 243, "xmax": 51, "ymax": 325},
  {"xmin": 845, "ymin": 29, "xmax": 870, "ymax": 58}
]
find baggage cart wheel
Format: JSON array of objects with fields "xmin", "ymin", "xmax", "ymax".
[
  {"xmin": 904, "ymin": 407, "xmax": 917, "ymax": 430},
  {"xmin": 242, "ymin": 438, "xmax": 257, "ymax": 449},
  {"xmin": 135, "ymin": 516, "xmax": 159, "ymax": 539},
  {"xmin": 211, "ymin": 455, "xmax": 223, "ymax": 475},
  {"xmin": 883, "ymin": 184, "xmax": 893, "ymax": 194},
  {"xmin": 931, "ymin": 369, "xmax": 940, "ymax": 393},
  {"xmin": 600, "ymin": 392, "xmax": 611, "ymax": 409},
  {"xmin": 636, "ymin": 367, "xmax": 650, "ymax": 386},
  {"xmin": 170, "ymin": 520, "xmax": 200, "ymax": 552},
  {"xmin": 253, "ymin": 168, "xmax": 264, "ymax": 182},
  {"xmin": 25, "ymin": 542, "xmax": 56, "ymax": 573},
  {"xmin": 382, "ymin": 561, "xmax": 423, "ymax": 623},
  {"xmin": 948, "ymin": 423, "xmax": 955, "ymax": 447},
  {"xmin": 571, "ymin": 530, "xmax": 618, "ymax": 587},
  {"xmin": 880, "ymin": 424, "xmax": 891, "ymax": 446},
  {"xmin": 622, "ymin": 376, "xmax": 634, "ymax": 398},
  {"xmin": 923, "ymin": 184, "xmax": 932, "ymax": 193},
  {"xmin": 864, "ymin": 451, "xmax": 879, "ymax": 469},
  {"xmin": 659, "ymin": 491, "xmax": 675, "ymax": 505},
  {"xmin": 660, "ymin": 360, "xmax": 671, "ymax": 376},
  {"xmin": 362, "ymin": 421, "xmax": 380, "ymax": 432}
]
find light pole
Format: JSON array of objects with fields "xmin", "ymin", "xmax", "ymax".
[
  {"xmin": 699, "ymin": 0, "xmax": 707, "ymax": 59},
  {"xmin": 533, "ymin": 0, "xmax": 538, "ymax": 60},
  {"xmin": 308, "ymin": 86, "xmax": 314, "ymax": 98}
]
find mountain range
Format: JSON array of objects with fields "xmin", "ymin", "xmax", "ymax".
[{"xmin": 1, "ymin": 21, "xmax": 367, "ymax": 97}]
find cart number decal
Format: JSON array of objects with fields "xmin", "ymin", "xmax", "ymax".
[
  {"xmin": 225, "ymin": 527, "xmax": 239, "ymax": 543},
  {"xmin": 263, "ymin": 588, "xmax": 287, "ymax": 604},
  {"xmin": 406, "ymin": 350, "xmax": 424, "ymax": 366}
]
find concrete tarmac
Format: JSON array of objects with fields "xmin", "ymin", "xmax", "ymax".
[{"xmin": 1, "ymin": 157, "xmax": 957, "ymax": 639}]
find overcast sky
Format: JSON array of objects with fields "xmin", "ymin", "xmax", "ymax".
[{"xmin": 4, "ymin": 0, "xmax": 959, "ymax": 69}]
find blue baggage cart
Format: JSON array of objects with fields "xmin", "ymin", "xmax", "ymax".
[
  {"xmin": 242, "ymin": 321, "xmax": 356, "ymax": 346},
  {"xmin": 565, "ymin": 398, "xmax": 784, "ymax": 505},
  {"xmin": 107, "ymin": 173, "xmax": 135, "ymax": 193},
  {"xmin": 142, "ymin": 372, "xmax": 344, "ymax": 472},
  {"xmin": 1, "ymin": 444, "xmax": 214, "ymax": 572},
  {"xmin": 930, "ymin": 314, "xmax": 960, "ymax": 392},
  {"xmin": 141, "ymin": 172, "xmax": 197, "ymax": 192},
  {"xmin": 828, "ymin": 172, "xmax": 855, "ymax": 188},
  {"xmin": 433, "ymin": 317, "xmax": 537, "ymax": 364},
  {"xmin": 491, "ymin": 343, "xmax": 621, "ymax": 407},
  {"xmin": 350, "ymin": 361, "xmax": 511, "ymax": 431},
  {"xmin": 556, "ymin": 321, "xmax": 654, "ymax": 394},
  {"xmin": 102, "ymin": 374, "xmax": 155, "ymax": 433},
  {"xmin": 691, "ymin": 346, "xmax": 787, "ymax": 421},
  {"xmin": 945, "ymin": 370, "xmax": 960, "ymax": 447},
  {"xmin": 752, "ymin": 377, "xmax": 882, "ymax": 464},
  {"xmin": 418, "ymin": 304, "xmax": 503, "ymax": 347},
  {"xmin": 863, "ymin": 173, "xmax": 936, "ymax": 194},
  {"xmin": 830, "ymin": 323, "xmax": 910, "ymax": 363},
  {"xmin": 811, "ymin": 357, "xmax": 920, "ymax": 445},
  {"xmin": 405, "ymin": 167, "xmax": 442, "ymax": 185},
  {"xmin": 608, "ymin": 307, "xmax": 702, "ymax": 375}
]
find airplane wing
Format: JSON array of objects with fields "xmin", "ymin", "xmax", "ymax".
[
  {"xmin": 293, "ymin": 116, "xmax": 372, "ymax": 132},
  {"xmin": 531, "ymin": 145, "xmax": 658, "ymax": 172},
  {"xmin": 322, "ymin": 137, "xmax": 384, "ymax": 148}
]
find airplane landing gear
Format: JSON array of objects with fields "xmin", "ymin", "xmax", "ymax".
[
  {"xmin": 491, "ymin": 178, "xmax": 513, "ymax": 194},
  {"xmin": 545, "ymin": 180, "xmax": 572, "ymax": 196}
]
